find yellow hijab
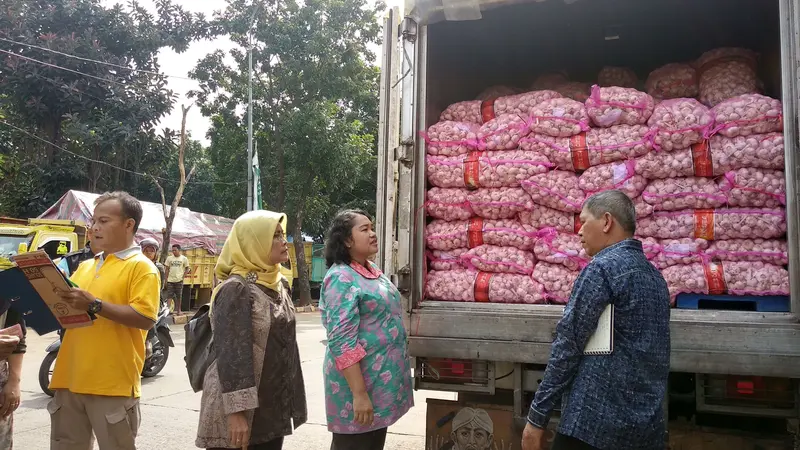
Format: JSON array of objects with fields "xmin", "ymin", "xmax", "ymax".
[{"xmin": 211, "ymin": 210, "xmax": 287, "ymax": 305}]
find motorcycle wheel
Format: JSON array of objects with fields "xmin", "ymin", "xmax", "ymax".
[
  {"xmin": 39, "ymin": 352, "xmax": 58, "ymax": 397},
  {"xmin": 141, "ymin": 329, "xmax": 170, "ymax": 377}
]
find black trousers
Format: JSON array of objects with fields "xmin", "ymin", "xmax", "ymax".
[
  {"xmin": 330, "ymin": 428, "xmax": 388, "ymax": 450},
  {"xmin": 209, "ymin": 436, "xmax": 284, "ymax": 450},
  {"xmin": 551, "ymin": 433, "xmax": 601, "ymax": 450}
]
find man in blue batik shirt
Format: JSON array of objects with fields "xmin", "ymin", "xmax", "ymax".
[{"xmin": 522, "ymin": 190, "xmax": 671, "ymax": 450}]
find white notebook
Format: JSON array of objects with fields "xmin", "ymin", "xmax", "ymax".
[{"xmin": 584, "ymin": 304, "xmax": 614, "ymax": 355}]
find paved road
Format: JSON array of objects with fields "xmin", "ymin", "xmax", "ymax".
[{"xmin": 13, "ymin": 313, "xmax": 454, "ymax": 449}]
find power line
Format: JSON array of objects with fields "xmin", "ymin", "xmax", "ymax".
[
  {"xmin": 13, "ymin": 65, "xmax": 108, "ymax": 103},
  {"xmin": 0, "ymin": 120, "xmax": 251, "ymax": 186},
  {"xmin": 0, "ymin": 49, "xmax": 133, "ymax": 88},
  {"xmin": 0, "ymin": 37, "xmax": 194, "ymax": 81}
]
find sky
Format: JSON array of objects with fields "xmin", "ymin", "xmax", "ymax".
[{"xmin": 101, "ymin": 0, "xmax": 403, "ymax": 146}]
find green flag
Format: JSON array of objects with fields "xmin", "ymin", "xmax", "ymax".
[{"xmin": 252, "ymin": 148, "xmax": 263, "ymax": 210}]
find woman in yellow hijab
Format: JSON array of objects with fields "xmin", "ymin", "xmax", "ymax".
[{"xmin": 196, "ymin": 210, "xmax": 308, "ymax": 450}]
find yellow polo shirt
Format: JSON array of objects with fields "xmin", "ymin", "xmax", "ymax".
[{"xmin": 49, "ymin": 247, "xmax": 160, "ymax": 398}]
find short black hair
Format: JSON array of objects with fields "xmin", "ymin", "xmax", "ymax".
[
  {"xmin": 172, "ymin": 244, "xmax": 181, "ymax": 250},
  {"xmin": 324, "ymin": 209, "xmax": 372, "ymax": 267},
  {"xmin": 583, "ymin": 190, "xmax": 637, "ymax": 234},
  {"xmin": 95, "ymin": 191, "xmax": 143, "ymax": 233}
]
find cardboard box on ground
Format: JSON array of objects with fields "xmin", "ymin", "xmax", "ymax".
[{"xmin": 425, "ymin": 399, "xmax": 559, "ymax": 450}]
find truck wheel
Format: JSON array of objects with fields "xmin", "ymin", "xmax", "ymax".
[{"xmin": 39, "ymin": 352, "xmax": 57, "ymax": 397}]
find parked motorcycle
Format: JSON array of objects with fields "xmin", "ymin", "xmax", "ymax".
[{"xmin": 39, "ymin": 300, "xmax": 174, "ymax": 397}]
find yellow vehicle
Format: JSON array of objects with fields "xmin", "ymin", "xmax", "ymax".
[
  {"xmin": 181, "ymin": 242, "xmax": 316, "ymax": 306},
  {"xmin": 0, "ymin": 217, "xmax": 86, "ymax": 270}
]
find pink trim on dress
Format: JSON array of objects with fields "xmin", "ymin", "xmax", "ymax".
[
  {"xmin": 350, "ymin": 261, "xmax": 382, "ymax": 279},
  {"xmin": 335, "ymin": 344, "xmax": 367, "ymax": 371}
]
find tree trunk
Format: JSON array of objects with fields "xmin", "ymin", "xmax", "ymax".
[
  {"xmin": 155, "ymin": 104, "xmax": 194, "ymax": 263},
  {"xmin": 41, "ymin": 118, "xmax": 60, "ymax": 165},
  {"xmin": 291, "ymin": 214, "xmax": 312, "ymax": 307},
  {"xmin": 277, "ymin": 145, "xmax": 285, "ymax": 210},
  {"xmin": 264, "ymin": 55, "xmax": 286, "ymax": 210}
]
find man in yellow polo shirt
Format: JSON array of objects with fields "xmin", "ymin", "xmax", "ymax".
[{"xmin": 49, "ymin": 191, "xmax": 160, "ymax": 450}]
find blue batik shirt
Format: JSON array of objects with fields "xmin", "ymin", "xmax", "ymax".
[{"xmin": 528, "ymin": 239, "xmax": 671, "ymax": 450}]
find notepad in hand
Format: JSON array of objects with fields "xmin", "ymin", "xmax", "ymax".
[{"xmin": 584, "ymin": 304, "xmax": 614, "ymax": 355}]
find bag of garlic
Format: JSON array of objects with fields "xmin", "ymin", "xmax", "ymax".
[
  {"xmin": 585, "ymin": 85, "xmax": 655, "ymax": 127},
  {"xmin": 425, "ymin": 218, "xmax": 538, "ymax": 251},
  {"xmin": 425, "ymin": 269, "xmax": 546, "ymax": 304},
  {"xmin": 520, "ymin": 125, "xmax": 654, "ymax": 172},
  {"xmin": 636, "ymin": 208, "xmax": 786, "ymax": 240},
  {"xmin": 661, "ymin": 261, "xmax": 789, "ymax": 301},
  {"xmin": 460, "ymin": 244, "xmax": 536, "ymax": 275},
  {"xmin": 427, "ymin": 150, "xmax": 552, "ymax": 189}
]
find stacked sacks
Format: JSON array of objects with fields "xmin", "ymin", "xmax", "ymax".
[
  {"xmin": 428, "ymin": 91, "xmax": 588, "ymax": 304},
  {"xmin": 635, "ymin": 93, "xmax": 788, "ymax": 301},
  {"xmin": 429, "ymin": 81, "xmax": 659, "ymax": 304},
  {"xmin": 426, "ymin": 60, "xmax": 788, "ymax": 307}
]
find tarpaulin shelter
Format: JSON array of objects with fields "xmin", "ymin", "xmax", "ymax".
[
  {"xmin": 39, "ymin": 190, "xmax": 219, "ymax": 254},
  {"xmin": 192, "ymin": 212, "xmax": 235, "ymax": 253}
]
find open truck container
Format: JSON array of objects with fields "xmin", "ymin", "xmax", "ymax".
[{"xmin": 376, "ymin": 0, "xmax": 800, "ymax": 445}]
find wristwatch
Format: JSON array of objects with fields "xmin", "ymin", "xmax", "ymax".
[{"xmin": 88, "ymin": 298, "xmax": 103, "ymax": 315}]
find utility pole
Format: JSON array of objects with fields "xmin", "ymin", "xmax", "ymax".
[{"xmin": 246, "ymin": 2, "xmax": 260, "ymax": 211}]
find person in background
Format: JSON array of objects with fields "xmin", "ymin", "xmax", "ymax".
[
  {"xmin": 319, "ymin": 209, "xmax": 413, "ymax": 450},
  {"xmin": 0, "ymin": 307, "xmax": 27, "ymax": 448},
  {"xmin": 196, "ymin": 210, "xmax": 307, "ymax": 450},
  {"xmin": 521, "ymin": 190, "xmax": 670, "ymax": 450},
  {"xmin": 56, "ymin": 229, "xmax": 96, "ymax": 277},
  {"xmin": 50, "ymin": 191, "xmax": 161, "ymax": 450},
  {"xmin": 164, "ymin": 244, "xmax": 190, "ymax": 315},
  {"xmin": 140, "ymin": 238, "xmax": 166, "ymax": 292}
]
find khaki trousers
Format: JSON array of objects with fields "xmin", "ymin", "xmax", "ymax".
[{"xmin": 48, "ymin": 389, "xmax": 141, "ymax": 450}]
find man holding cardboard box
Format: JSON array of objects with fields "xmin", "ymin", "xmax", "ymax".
[{"xmin": 49, "ymin": 191, "xmax": 161, "ymax": 450}]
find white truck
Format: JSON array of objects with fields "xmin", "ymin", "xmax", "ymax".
[{"xmin": 375, "ymin": 0, "xmax": 800, "ymax": 447}]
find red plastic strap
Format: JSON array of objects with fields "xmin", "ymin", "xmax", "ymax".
[
  {"xmin": 474, "ymin": 272, "xmax": 493, "ymax": 303},
  {"xmin": 691, "ymin": 141, "xmax": 714, "ymax": 177},
  {"xmin": 480, "ymin": 98, "xmax": 497, "ymax": 123},
  {"xmin": 703, "ymin": 260, "xmax": 728, "ymax": 295},
  {"xmin": 467, "ymin": 218, "xmax": 485, "ymax": 248},
  {"xmin": 693, "ymin": 209, "xmax": 715, "ymax": 240},
  {"xmin": 463, "ymin": 151, "xmax": 484, "ymax": 189},
  {"xmin": 569, "ymin": 133, "xmax": 590, "ymax": 171}
]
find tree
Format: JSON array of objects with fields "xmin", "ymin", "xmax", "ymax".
[
  {"xmin": 190, "ymin": 0, "xmax": 383, "ymax": 305},
  {"xmin": 151, "ymin": 104, "xmax": 195, "ymax": 262},
  {"xmin": 0, "ymin": 0, "xmax": 209, "ymax": 217}
]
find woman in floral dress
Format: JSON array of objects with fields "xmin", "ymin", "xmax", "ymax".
[{"xmin": 320, "ymin": 210, "xmax": 414, "ymax": 450}]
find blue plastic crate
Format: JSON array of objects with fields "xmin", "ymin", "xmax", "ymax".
[{"xmin": 675, "ymin": 293, "xmax": 790, "ymax": 312}]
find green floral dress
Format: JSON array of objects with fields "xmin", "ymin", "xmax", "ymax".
[{"xmin": 319, "ymin": 262, "xmax": 414, "ymax": 434}]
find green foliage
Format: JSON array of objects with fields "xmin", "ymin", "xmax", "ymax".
[
  {"xmin": 190, "ymin": 0, "xmax": 382, "ymax": 232},
  {"xmin": 0, "ymin": 0, "xmax": 383, "ymax": 304},
  {"xmin": 0, "ymin": 0, "xmax": 212, "ymax": 217},
  {"xmin": 190, "ymin": 0, "xmax": 382, "ymax": 303}
]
